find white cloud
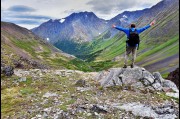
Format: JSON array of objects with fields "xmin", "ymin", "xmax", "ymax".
[{"xmin": 16, "ymin": 24, "xmax": 39, "ymax": 29}]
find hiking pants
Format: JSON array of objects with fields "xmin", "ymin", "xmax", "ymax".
[{"xmin": 124, "ymin": 46, "xmax": 137, "ymax": 66}]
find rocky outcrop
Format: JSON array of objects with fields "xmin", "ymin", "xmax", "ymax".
[
  {"xmin": 1, "ymin": 65, "xmax": 14, "ymax": 76},
  {"xmin": 96, "ymin": 66, "xmax": 179, "ymax": 98},
  {"xmin": 112, "ymin": 102, "xmax": 178, "ymax": 119}
]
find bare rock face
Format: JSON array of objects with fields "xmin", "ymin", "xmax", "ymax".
[
  {"xmin": 112, "ymin": 102, "xmax": 178, "ymax": 119},
  {"xmin": 96, "ymin": 66, "xmax": 179, "ymax": 97}
]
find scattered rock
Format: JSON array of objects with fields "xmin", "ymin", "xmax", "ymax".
[
  {"xmin": 1, "ymin": 65, "xmax": 14, "ymax": 76},
  {"xmin": 54, "ymin": 111, "xmax": 71, "ymax": 119},
  {"xmin": 76, "ymin": 87, "xmax": 91, "ymax": 92},
  {"xmin": 112, "ymin": 102, "xmax": 177, "ymax": 119},
  {"xmin": 90, "ymin": 105, "xmax": 108, "ymax": 113},
  {"xmin": 43, "ymin": 92, "xmax": 58, "ymax": 98},
  {"xmin": 75, "ymin": 79, "xmax": 86, "ymax": 87},
  {"xmin": 18, "ymin": 77, "xmax": 27, "ymax": 82}
]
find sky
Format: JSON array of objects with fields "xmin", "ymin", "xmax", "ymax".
[{"xmin": 1, "ymin": 0, "xmax": 162, "ymax": 29}]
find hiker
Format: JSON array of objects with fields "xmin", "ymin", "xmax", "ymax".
[{"xmin": 112, "ymin": 20, "xmax": 155, "ymax": 68}]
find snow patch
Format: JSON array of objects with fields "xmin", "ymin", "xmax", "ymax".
[
  {"xmin": 59, "ymin": 19, "xmax": 65, "ymax": 23},
  {"xmin": 99, "ymin": 33, "xmax": 101, "ymax": 35},
  {"xmin": 119, "ymin": 15, "xmax": 128, "ymax": 22},
  {"xmin": 120, "ymin": 18, "xmax": 127, "ymax": 22},
  {"xmin": 123, "ymin": 15, "xmax": 128, "ymax": 18},
  {"xmin": 46, "ymin": 38, "xmax": 50, "ymax": 41}
]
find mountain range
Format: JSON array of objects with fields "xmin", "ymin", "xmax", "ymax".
[
  {"xmin": 32, "ymin": 12, "xmax": 108, "ymax": 43},
  {"xmin": 31, "ymin": 0, "xmax": 179, "ymax": 77}
]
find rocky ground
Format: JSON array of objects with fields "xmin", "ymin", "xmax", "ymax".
[{"xmin": 1, "ymin": 66, "xmax": 179, "ymax": 119}]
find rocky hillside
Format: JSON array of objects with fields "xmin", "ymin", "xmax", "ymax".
[
  {"xmin": 1, "ymin": 22, "xmax": 91, "ymax": 71},
  {"xmin": 32, "ymin": 12, "xmax": 108, "ymax": 43},
  {"xmin": 1, "ymin": 66, "xmax": 179, "ymax": 118}
]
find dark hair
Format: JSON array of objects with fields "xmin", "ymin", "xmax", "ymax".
[{"xmin": 131, "ymin": 24, "xmax": 136, "ymax": 28}]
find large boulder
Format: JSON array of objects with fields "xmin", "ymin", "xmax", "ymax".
[{"xmin": 96, "ymin": 66, "xmax": 179, "ymax": 94}]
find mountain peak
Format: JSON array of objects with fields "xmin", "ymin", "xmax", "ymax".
[{"xmin": 67, "ymin": 11, "xmax": 97, "ymax": 19}]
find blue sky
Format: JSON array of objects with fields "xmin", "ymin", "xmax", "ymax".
[{"xmin": 1, "ymin": 0, "xmax": 161, "ymax": 29}]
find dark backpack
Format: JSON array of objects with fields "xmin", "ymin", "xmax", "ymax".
[{"xmin": 127, "ymin": 29, "xmax": 140, "ymax": 49}]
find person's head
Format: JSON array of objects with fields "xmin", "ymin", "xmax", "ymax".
[{"xmin": 130, "ymin": 23, "xmax": 136, "ymax": 28}]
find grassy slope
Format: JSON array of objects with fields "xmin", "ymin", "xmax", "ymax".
[{"xmin": 1, "ymin": 22, "xmax": 92, "ymax": 71}]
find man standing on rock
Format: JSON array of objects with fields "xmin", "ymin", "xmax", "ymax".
[{"xmin": 112, "ymin": 20, "xmax": 155, "ymax": 68}]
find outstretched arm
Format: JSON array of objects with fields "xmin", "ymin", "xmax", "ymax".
[
  {"xmin": 112, "ymin": 24, "xmax": 129, "ymax": 35},
  {"xmin": 137, "ymin": 20, "xmax": 156, "ymax": 34}
]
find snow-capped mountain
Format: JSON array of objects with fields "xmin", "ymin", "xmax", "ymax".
[{"xmin": 32, "ymin": 12, "xmax": 108, "ymax": 43}]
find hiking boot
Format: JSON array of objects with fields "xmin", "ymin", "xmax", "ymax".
[
  {"xmin": 131, "ymin": 64, "xmax": 134, "ymax": 68},
  {"xmin": 123, "ymin": 65, "xmax": 127, "ymax": 68}
]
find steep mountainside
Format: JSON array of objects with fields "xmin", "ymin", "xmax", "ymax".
[
  {"xmin": 1, "ymin": 22, "xmax": 91, "ymax": 71},
  {"xmin": 32, "ymin": 12, "xmax": 108, "ymax": 43},
  {"xmin": 31, "ymin": 12, "xmax": 109, "ymax": 54}
]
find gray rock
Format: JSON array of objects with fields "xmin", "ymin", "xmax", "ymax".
[
  {"xmin": 90, "ymin": 105, "xmax": 108, "ymax": 113},
  {"xmin": 131, "ymin": 82, "xmax": 144, "ymax": 88},
  {"xmin": 142, "ymin": 70, "xmax": 155, "ymax": 84},
  {"xmin": 75, "ymin": 79, "xmax": 86, "ymax": 87},
  {"xmin": 153, "ymin": 104, "xmax": 175, "ymax": 115},
  {"xmin": 43, "ymin": 92, "xmax": 58, "ymax": 98},
  {"xmin": 1, "ymin": 66, "xmax": 14, "ymax": 76},
  {"xmin": 152, "ymin": 82, "xmax": 163, "ymax": 91},
  {"xmin": 54, "ymin": 111, "xmax": 70, "ymax": 119},
  {"xmin": 166, "ymin": 92, "xmax": 179, "ymax": 99},
  {"xmin": 18, "ymin": 77, "xmax": 27, "ymax": 82},
  {"xmin": 98, "ymin": 67, "xmax": 155, "ymax": 89},
  {"xmin": 162, "ymin": 80, "xmax": 179, "ymax": 92},
  {"xmin": 122, "ymin": 67, "xmax": 143, "ymax": 80},
  {"xmin": 112, "ymin": 102, "xmax": 177, "ymax": 119},
  {"xmin": 100, "ymin": 69, "xmax": 119, "ymax": 87},
  {"xmin": 139, "ymin": 78, "xmax": 152, "ymax": 86},
  {"xmin": 97, "ymin": 66, "xmax": 179, "ymax": 93},
  {"xmin": 153, "ymin": 72, "xmax": 165, "ymax": 84},
  {"xmin": 76, "ymin": 87, "xmax": 91, "ymax": 92}
]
